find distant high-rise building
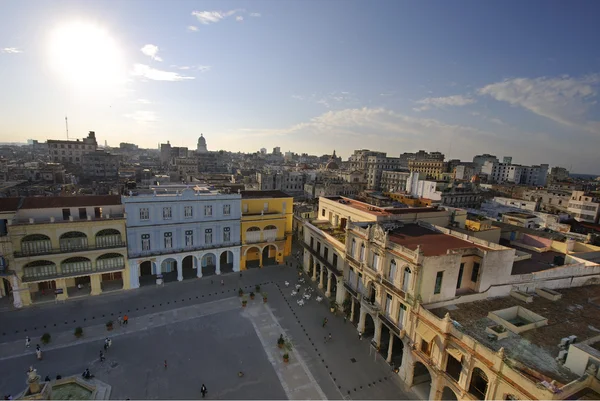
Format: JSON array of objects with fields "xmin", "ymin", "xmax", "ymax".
[
  {"xmin": 503, "ymin": 156, "xmax": 513, "ymax": 164},
  {"xmin": 272, "ymin": 147, "xmax": 281, "ymax": 155},
  {"xmin": 47, "ymin": 131, "xmax": 98, "ymax": 165},
  {"xmin": 260, "ymin": 148, "xmax": 267, "ymax": 155}
]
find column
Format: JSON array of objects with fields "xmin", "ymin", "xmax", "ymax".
[
  {"xmin": 177, "ymin": 256, "xmax": 183, "ymax": 282},
  {"xmin": 374, "ymin": 319, "xmax": 382, "ymax": 347},
  {"xmin": 312, "ymin": 264, "xmax": 317, "ymax": 281},
  {"xmin": 350, "ymin": 298, "xmax": 356, "ymax": 321},
  {"xmin": 233, "ymin": 248, "xmax": 241, "ymax": 272},
  {"xmin": 12, "ymin": 275, "xmax": 23, "ymax": 308},
  {"xmin": 197, "ymin": 254, "xmax": 203, "ymax": 278},
  {"xmin": 55, "ymin": 278, "xmax": 68, "ymax": 301},
  {"xmin": 335, "ymin": 279, "xmax": 346, "ymax": 306},
  {"xmin": 90, "ymin": 274, "xmax": 102, "ymax": 296},
  {"xmin": 325, "ymin": 272, "xmax": 332, "ymax": 297},
  {"xmin": 216, "ymin": 252, "xmax": 221, "ymax": 275},
  {"xmin": 129, "ymin": 261, "xmax": 140, "ymax": 289},
  {"xmin": 358, "ymin": 309, "xmax": 367, "ymax": 333},
  {"xmin": 318, "ymin": 268, "xmax": 325, "ymax": 289},
  {"xmin": 386, "ymin": 334, "xmax": 395, "ymax": 363}
]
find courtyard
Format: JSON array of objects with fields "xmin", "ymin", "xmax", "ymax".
[{"xmin": 0, "ymin": 252, "xmax": 416, "ymax": 400}]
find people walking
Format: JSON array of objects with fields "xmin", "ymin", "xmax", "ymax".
[
  {"xmin": 322, "ymin": 317, "xmax": 328, "ymax": 328},
  {"xmin": 44, "ymin": 375, "xmax": 50, "ymax": 382},
  {"xmin": 123, "ymin": 315, "xmax": 129, "ymax": 325},
  {"xmin": 358, "ymin": 331, "xmax": 363, "ymax": 340},
  {"xmin": 25, "ymin": 336, "xmax": 30, "ymax": 348},
  {"xmin": 99, "ymin": 351, "xmax": 105, "ymax": 362},
  {"xmin": 328, "ymin": 332, "xmax": 332, "ymax": 342},
  {"xmin": 36, "ymin": 349, "xmax": 42, "ymax": 360},
  {"xmin": 117, "ymin": 316, "xmax": 123, "ymax": 326},
  {"xmin": 200, "ymin": 384, "xmax": 207, "ymax": 398},
  {"xmin": 107, "ymin": 338, "xmax": 112, "ymax": 348},
  {"xmin": 220, "ymin": 279, "xmax": 224, "ymax": 286}
]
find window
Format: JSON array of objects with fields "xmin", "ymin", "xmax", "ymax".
[
  {"xmin": 141, "ymin": 234, "xmax": 151, "ymax": 251},
  {"xmin": 324, "ymin": 247, "xmax": 329, "ymax": 260},
  {"xmin": 388, "ymin": 260, "xmax": 397, "ymax": 282},
  {"xmin": 164, "ymin": 232, "xmax": 173, "ymax": 249},
  {"xmin": 434, "ymin": 271, "xmax": 444, "ymax": 294},
  {"xmin": 317, "ymin": 241, "xmax": 321, "ymax": 253},
  {"xmin": 185, "ymin": 230, "xmax": 193, "ymax": 246},
  {"xmin": 321, "ymin": 208, "xmax": 325, "ymax": 217},
  {"xmin": 62, "ymin": 208, "xmax": 71, "ymax": 220},
  {"xmin": 94, "ymin": 207, "xmax": 102, "ymax": 218},
  {"xmin": 184, "ymin": 206, "xmax": 193, "ymax": 218},
  {"xmin": 78, "ymin": 208, "xmax": 87, "ymax": 219},
  {"xmin": 223, "ymin": 227, "xmax": 231, "ymax": 242},
  {"xmin": 457, "ymin": 263, "xmax": 465, "ymax": 289},
  {"xmin": 471, "ymin": 262, "xmax": 480, "ymax": 282},
  {"xmin": 398, "ymin": 303, "xmax": 406, "ymax": 327},
  {"xmin": 359, "ymin": 243, "xmax": 365, "ymax": 261},
  {"xmin": 205, "ymin": 229, "xmax": 213, "ymax": 244},
  {"xmin": 350, "ymin": 238, "xmax": 356, "ymax": 257},
  {"xmin": 385, "ymin": 293, "xmax": 393, "ymax": 316},
  {"xmin": 204, "ymin": 205, "xmax": 213, "ymax": 216},
  {"xmin": 333, "ymin": 254, "xmax": 338, "ymax": 268},
  {"xmin": 402, "ymin": 267, "xmax": 411, "ymax": 292},
  {"xmin": 310, "ymin": 237, "xmax": 314, "ymax": 248},
  {"xmin": 223, "ymin": 204, "xmax": 231, "ymax": 216},
  {"xmin": 163, "ymin": 207, "xmax": 172, "ymax": 220},
  {"xmin": 243, "ymin": 203, "xmax": 248, "ymax": 213},
  {"xmin": 372, "ymin": 253, "xmax": 380, "ymax": 270},
  {"xmin": 263, "ymin": 202, "xmax": 268, "ymax": 212}
]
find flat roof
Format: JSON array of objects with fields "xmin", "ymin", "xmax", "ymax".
[
  {"xmin": 240, "ymin": 190, "xmax": 292, "ymax": 199},
  {"xmin": 20, "ymin": 195, "xmax": 121, "ymax": 209},
  {"xmin": 503, "ymin": 211, "xmax": 537, "ymax": 219},
  {"xmin": 323, "ymin": 196, "xmax": 441, "ymax": 217},
  {"xmin": 429, "ymin": 285, "xmax": 600, "ymax": 384},
  {"xmin": 501, "ymin": 239, "xmax": 564, "ymax": 274},
  {"xmin": 387, "ymin": 224, "xmax": 490, "ymax": 256}
]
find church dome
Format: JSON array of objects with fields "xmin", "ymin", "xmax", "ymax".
[
  {"xmin": 198, "ymin": 134, "xmax": 206, "ymax": 145},
  {"xmin": 325, "ymin": 161, "xmax": 339, "ymax": 170}
]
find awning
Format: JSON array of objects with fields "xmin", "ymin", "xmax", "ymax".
[
  {"xmin": 416, "ymin": 322, "xmax": 437, "ymax": 343},
  {"xmin": 446, "ymin": 347, "xmax": 464, "ymax": 361}
]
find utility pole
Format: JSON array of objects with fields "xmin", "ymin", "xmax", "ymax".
[{"xmin": 65, "ymin": 116, "xmax": 69, "ymax": 140}]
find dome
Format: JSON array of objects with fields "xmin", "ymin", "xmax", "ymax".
[
  {"xmin": 198, "ymin": 134, "xmax": 206, "ymax": 145},
  {"xmin": 325, "ymin": 161, "xmax": 339, "ymax": 170}
]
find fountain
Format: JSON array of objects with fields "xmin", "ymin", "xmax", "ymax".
[{"xmin": 16, "ymin": 366, "xmax": 111, "ymax": 400}]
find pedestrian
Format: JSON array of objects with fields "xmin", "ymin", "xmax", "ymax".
[
  {"xmin": 25, "ymin": 336, "xmax": 30, "ymax": 348},
  {"xmin": 56, "ymin": 375, "xmax": 62, "ymax": 380},
  {"xmin": 343, "ymin": 315, "xmax": 347, "ymax": 324},
  {"xmin": 107, "ymin": 338, "xmax": 112, "ymax": 348},
  {"xmin": 117, "ymin": 316, "xmax": 122, "ymax": 326},
  {"xmin": 322, "ymin": 317, "xmax": 328, "ymax": 328},
  {"xmin": 328, "ymin": 333, "xmax": 332, "ymax": 342},
  {"xmin": 44, "ymin": 375, "xmax": 50, "ymax": 382},
  {"xmin": 123, "ymin": 314, "xmax": 128, "ymax": 325},
  {"xmin": 200, "ymin": 384, "xmax": 207, "ymax": 398},
  {"xmin": 164, "ymin": 360, "xmax": 168, "ymax": 369},
  {"xmin": 36, "ymin": 349, "xmax": 42, "ymax": 360},
  {"xmin": 358, "ymin": 331, "xmax": 363, "ymax": 340},
  {"xmin": 99, "ymin": 351, "xmax": 105, "ymax": 362},
  {"xmin": 220, "ymin": 279, "xmax": 224, "ymax": 286}
]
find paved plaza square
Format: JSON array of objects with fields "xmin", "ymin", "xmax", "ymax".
[{"xmin": 0, "ymin": 258, "xmax": 416, "ymax": 400}]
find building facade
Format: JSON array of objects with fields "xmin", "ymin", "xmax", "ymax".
[
  {"xmin": 82, "ymin": 150, "xmax": 120, "ymax": 181},
  {"xmin": 123, "ymin": 187, "xmax": 242, "ymax": 288},
  {"xmin": 380, "ymin": 170, "xmax": 411, "ymax": 193},
  {"xmin": 2, "ymin": 195, "xmax": 129, "ymax": 307},
  {"xmin": 568, "ymin": 191, "xmax": 600, "ymax": 224},
  {"xmin": 48, "ymin": 131, "xmax": 98, "ymax": 165},
  {"xmin": 240, "ymin": 190, "xmax": 293, "ymax": 269}
]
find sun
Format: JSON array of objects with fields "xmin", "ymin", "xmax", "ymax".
[{"xmin": 47, "ymin": 21, "xmax": 126, "ymax": 88}]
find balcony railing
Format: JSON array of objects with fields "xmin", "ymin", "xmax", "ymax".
[
  {"xmin": 361, "ymin": 295, "xmax": 381, "ymax": 312},
  {"xmin": 382, "ymin": 277, "xmax": 406, "ymax": 298},
  {"xmin": 14, "ymin": 241, "xmax": 127, "ymax": 258},
  {"xmin": 347, "ymin": 253, "xmax": 363, "ymax": 268},
  {"xmin": 301, "ymin": 241, "xmax": 342, "ymax": 276},
  {"xmin": 378, "ymin": 312, "xmax": 401, "ymax": 336},
  {"xmin": 22, "ymin": 260, "xmax": 125, "ymax": 282},
  {"xmin": 11, "ymin": 213, "xmax": 125, "ymax": 226},
  {"xmin": 128, "ymin": 241, "xmax": 242, "ymax": 259}
]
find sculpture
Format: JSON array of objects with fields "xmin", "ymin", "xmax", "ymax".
[{"xmin": 27, "ymin": 366, "xmax": 38, "ymax": 383}]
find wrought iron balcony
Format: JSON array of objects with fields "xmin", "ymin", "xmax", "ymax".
[{"xmin": 14, "ymin": 241, "xmax": 127, "ymax": 258}]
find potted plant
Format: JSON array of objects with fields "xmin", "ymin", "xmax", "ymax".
[
  {"xmin": 74, "ymin": 327, "xmax": 83, "ymax": 338},
  {"xmin": 250, "ymin": 291, "xmax": 255, "ymax": 300},
  {"xmin": 277, "ymin": 334, "xmax": 285, "ymax": 349},
  {"xmin": 41, "ymin": 333, "xmax": 51, "ymax": 344},
  {"xmin": 329, "ymin": 299, "xmax": 338, "ymax": 313},
  {"xmin": 262, "ymin": 292, "xmax": 268, "ymax": 303},
  {"xmin": 238, "ymin": 288, "xmax": 244, "ymax": 297},
  {"xmin": 342, "ymin": 298, "xmax": 352, "ymax": 316},
  {"xmin": 255, "ymin": 284, "xmax": 261, "ymax": 293},
  {"xmin": 283, "ymin": 353, "xmax": 289, "ymax": 363},
  {"xmin": 242, "ymin": 296, "xmax": 248, "ymax": 307},
  {"xmin": 106, "ymin": 320, "xmax": 114, "ymax": 331}
]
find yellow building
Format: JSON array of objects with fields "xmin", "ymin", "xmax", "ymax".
[
  {"xmin": 240, "ymin": 191, "xmax": 293, "ymax": 269},
  {"xmin": 408, "ymin": 160, "xmax": 447, "ymax": 180},
  {"xmin": 0, "ymin": 196, "xmax": 130, "ymax": 307}
]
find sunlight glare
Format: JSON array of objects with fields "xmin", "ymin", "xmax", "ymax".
[{"xmin": 47, "ymin": 21, "xmax": 126, "ymax": 89}]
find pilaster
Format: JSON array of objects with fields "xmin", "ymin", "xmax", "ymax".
[
  {"xmin": 90, "ymin": 275, "xmax": 102, "ymax": 296},
  {"xmin": 55, "ymin": 278, "xmax": 68, "ymax": 301}
]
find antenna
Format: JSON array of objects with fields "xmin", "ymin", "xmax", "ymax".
[{"xmin": 65, "ymin": 116, "xmax": 69, "ymax": 140}]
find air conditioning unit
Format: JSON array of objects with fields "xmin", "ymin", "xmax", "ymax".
[
  {"xmin": 559, "ymin": 337, "xmax": 570, "ymax": 348},
  {"xmin": 557, "ymin": 349, "xmax": 568, "ymax": 363},
  {"xmin": 568, "ymin": 335, "xmax": 578, "ymax": 344}
]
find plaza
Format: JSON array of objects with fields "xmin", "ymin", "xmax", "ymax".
[{"xmin": 0, "ymin": 257, "xmax": 416, "ymax": 400}]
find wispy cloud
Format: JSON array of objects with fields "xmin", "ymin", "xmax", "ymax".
[
  {"xmin": 131, "ymin": 64, "xmax": 194, "ymax": 82},
  {"xmin": 141, "ymin": 44, "xmax": 162, "ymax": 61},
  {"xmin": 236, "ymin": 16, "xmax": 244, "ymax": 22},
  {"xmin": 126, "ymin": 111, "xmax": 158, "ymax": 124},
  {"xmin": 187, "ymin": 25, "xmax": 198, "ymax": 32},
  {"xmin": 413, "ymin": 94, "xmax": 475, "ymax": 111},
  {"xmin": 478, "ymin": 74, "xmax": 600, "ymax": 132},
  {"xmin": 249, "ymin": 13, "xmax": 261, "ymax": 17},
  {"xmin": 135, "ymin": 99, "xmax": 152, "ymax": 104},
  {"xmin": 173, "ymin": 65, "xmax": 211, "ymax": 72},
  {"xmin": 1, "ymin": 47, "xmax": 23, "ymax": 54},
  {"xmin": 191, "ymin": 9, "xmax": 243, "ymax": 24},
  {"xmin": 292, "ymin": 92, "xmax": 359, "ymax": 108}
]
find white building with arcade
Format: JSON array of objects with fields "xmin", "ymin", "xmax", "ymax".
[{"xmin": 123, "ymin": 187, "xmax": 241, "ymax": 288}]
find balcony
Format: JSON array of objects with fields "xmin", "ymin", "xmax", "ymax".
[
  {"xmin": 382, "ymin": 277, "xmax": 406, "ymax": 298},
  {"xmin": 128, "ymin": 241, "xmax": 242, "ymax": 259},
  {"xmin": 21, "ymin": 260, "xmax": 125, "ymax": 283},
  {"xmin": 343, "ymin": 281, "xmax": 358, "ymax": 298},
  {"xmin": 361, "ymin": 295, "xmax": 381, "ymax": 313},
  {"xmin": 301, "ymin": 242, "xmax": 342, "ymax": 276},
  {"xmin": 11, "ymin": 213, "xmax": 125, "ymax": 226},
  {"xmin": 14, "ymin": 241, "xmax": 127, "ymax": 258},
  {"xmin": 378, "ymin": 312, "xmax": 401, "ymax": 336},
  {"xmin": 347, "ymin": 253, "xmax": 363, "ymax": 268}
]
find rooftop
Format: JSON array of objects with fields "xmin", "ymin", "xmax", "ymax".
[
  {"xmin": 386, "ymin": 224, "xmax": 490, "ymax": 257},
  {"xmin": 429, "ymin": 285, "xmax": 600, "ymax": 384},
  {"xmin": 19, "ymin": 195, "xmax": 122, "ymax": 210},
  {"xmin": 502, "ymin": 239, "xmax": 564, "ymax": 274},
  {"xmin": 503, "ymin": 211, "xmax": 538, "ymax": 219},
  {"xmin": 323, "ymin": 196, "xmax": 441, "ymax": 217},
  {"xmin": 241, "ymin": 190, "xmax": 292, "ymax": 199},
  {"xmin": 0, "ymin": 197, "xmax": 21, "ymax": 212},
  {"xmin": 310, "ymin": 219, "xmax": 346, "ymax": 244}
]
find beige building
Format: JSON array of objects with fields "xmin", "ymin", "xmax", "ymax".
[
  {"xmin": 408, "ymin": 159, "xmax": 447, "ymax": 180},
  {"xmin": 568, "ymin": 191, "xmax": 600, "ymax": 224},
  {"xmin": 48, "ymin": 131, "xmax": 98, "ymax": 165}
]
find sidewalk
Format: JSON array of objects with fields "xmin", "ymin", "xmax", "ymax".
[{"xmin": 0, "ymin": 297, "xmax": 241, "ymax": 362}]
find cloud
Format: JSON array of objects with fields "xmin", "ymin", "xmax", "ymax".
[
  {"xmin": 140, "ymin": 44, "xmax": 162, "ymax": 61},
  {"xmin": 191, "ymin": 9, "xmax": 243, "ymax": 24},
  {"xmin": 1, "ymin": 47, "xmax": 23, "ymax": 54},
  {"xmin": 197, "ymin": 65, "xmax": 211, "ymax": 72},
  {"xmin": 131, "ymin": 64, "xmax": 194, "ymax": 81},
  {"xmin": 293, "ymin": 92, "xmax": 359, "ymax": 108},
  {"xmin": 249, "ymin": 13, "xmax": 261, "ymax": 17},
  {"xmin": 236, "ymin": 16, "xmax": 244, "ymax": 22},
  {"xmin": 413, "ymin": 94, "xmax": 475, "ymax": 111},
  {"xmin": 187, "ymin": 25, "xmax": 198, "ymax": 32},
  {"xmin": 126, "ymin": 111, "xmax": 158, "ymax": 123},
  {"xmin": 135, "ymin": 99, "xmax": 152, "ymax": 104},
  {"xmin": 478, "ymin": 74, "xmax": 600, "ymax": 132}
]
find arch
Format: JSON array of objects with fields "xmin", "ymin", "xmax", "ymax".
[
  {"xmin": 246, "ymin": 226, "xmax": 261, "ymax": 232},
  {"xmin": 61, "ymin": 256, "xmax": 92, "ymax": 274},
  {"xmin": 22, "ymin": 260, "xmax": 57, "ymax": 280},
  {"xmin": 263, "ymin": 225, "xmax": 278, "ymax": 241},
  {"xmin": 441, "ymin": 387, "xmax": 458, "ymax": 401},
  {"xmin": 201, "ymin": 253, "xmax": 217, "ymax": 276},
  {"xmin": 21, "ymin": 234, "xmax": 52, "ymax": 255},
  {"xmin": 359, "ymin": 242, "xmax": 366, "ymax": 261},
  {"xmin": 59, "ymin": 231, "xmax": 88, "ymax": 251},
  {"xmin": 245, "ymin": 246, "xmax": 261, "ymax": 268},
  {"xmin": 262, "ymin": 244, "xmax": 277, "ymax": 266},
  {"xmin": 363, "ymin": 312, "xmax": 376, "ymax": 339},
  {"xmin": 468, "ymin": 367, "xmax": 489, "ymax": 400},
  {"xmin": 96, "ymin": 253, "xmax": 125, "ymax": 271},
  {"xmin": 402, "ymin": 266, "xmax": 412, "ymax": 292},
  {"xmin": 350, "ymin": 238, "xmax": 356, "ymax": 256},
  {"xmin": 95, "ymin": 229, "xmax": 123, "ymax": 248},
  {"xmin": 264, "ymin": 225, "xmax": 277, "ymax": 230},
  {"xmin": 182, "ymin": 255, "xmax": 196, "ymax": 279},
  {"xmin": 220, "ymin": 250, "xmax": 234, "ymax": 273},
  {"xmin": 140, "ymin": 260, "xmax": 153, "ymax": 276},
  {"xmin": 160, "ymin": 257, "xmax": 178, "ymax": 275},
  {"xmin": 412, "ymin": 361, "xmax": 432, "ymax": 401},
  {"xmin": 388, "ymin": 259, "xmax": 397, "ymax": 282}
]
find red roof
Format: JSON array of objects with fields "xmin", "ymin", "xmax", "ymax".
[{"xmin": 0, "ymin": 197, "xmax": 22, "ymax": 212}]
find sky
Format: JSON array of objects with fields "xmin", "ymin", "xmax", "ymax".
[{"xmin": 1, "ymin": 0, "xmax": 600, "ymax": 174}]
